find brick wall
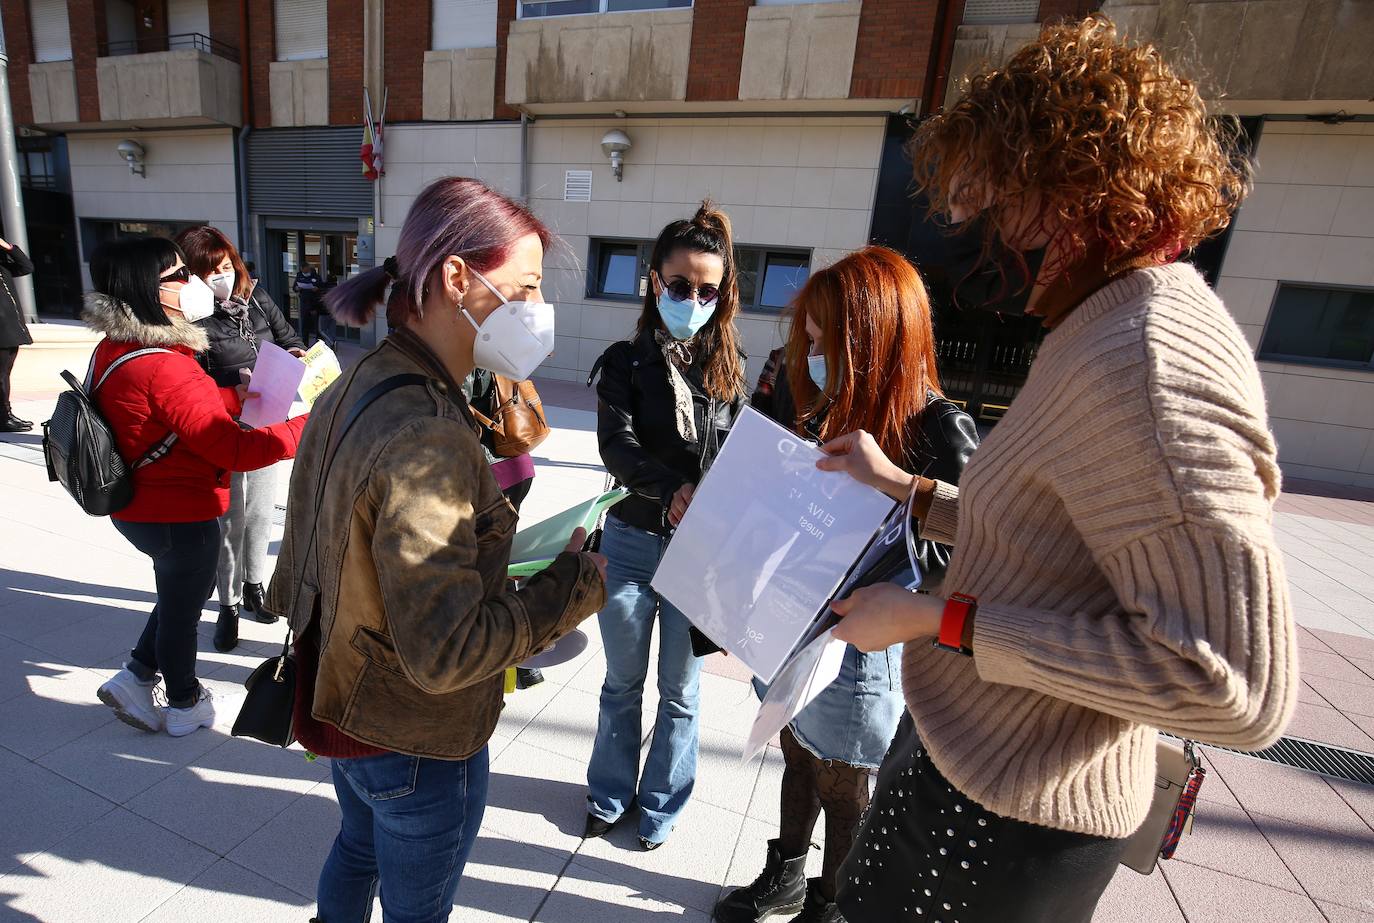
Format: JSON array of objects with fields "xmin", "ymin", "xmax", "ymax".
[
  {"xmin": 208, "ymin": 0, "xmax": 241, "ymax": 51},
  {"xmin": 1037, "ymin": 0, "xmax": 1100, "ymax": 21},
  {"xmin": 684, "ymin": 0, "xmax": 748, "ymax": 101},
  {"xmin": 247, "ymin": 0, "xmax": 273, "ymax": 126},
  {"xmin": 67, "ymin": 0, "xmax": 107, "ymax": 123},
  {"xmin": 850, "ymin": 0, "xmax": 940, "ymax": 99},
  {"xmin": 328, "ymin": 0, "xmax": 364, "ymax": 124},
  {"xmin": 384, "ymin": 0, "xmax": 429, "ymax": 122},
  {"xmin": 1, "ymin": 1, "xmax": 35, "ymax": 124},
  {"xmin": 493, "ymin": 0, "xmax": 517, "ymax": 120}
]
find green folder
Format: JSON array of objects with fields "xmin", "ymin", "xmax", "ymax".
[{"xmin": 507, "ymin": 488, "xmax": 629, "ymax": 578}]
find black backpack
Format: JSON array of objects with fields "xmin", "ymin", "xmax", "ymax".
[{"xmin": 43, "ymin": 349, "xmax": 179, "ymax": 516}]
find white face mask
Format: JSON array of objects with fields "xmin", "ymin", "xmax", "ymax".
[
  {"xmin": 462, "ymin": 269, "xmax": 555, "ymax": 381},
  {"xmin": 207, "ymin": 271, "xmax": 235, "ymax": 302},
  {"xmin": 164, "ymin": 274, "xmax": 216, "ymax": 323}
]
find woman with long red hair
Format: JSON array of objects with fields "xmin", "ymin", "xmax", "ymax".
[{"xmin": 716, "ymin": 246, "xmax": 977, "ymax": 923}]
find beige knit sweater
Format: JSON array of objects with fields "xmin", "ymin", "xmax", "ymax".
[{"xmin": 910, "ymin": 263, "xmax": 1297, "ymax": 839}]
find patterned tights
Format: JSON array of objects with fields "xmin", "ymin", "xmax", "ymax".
[{"xmin": 777, "ymin": 726, "xmax": 873, "ymax": 901}]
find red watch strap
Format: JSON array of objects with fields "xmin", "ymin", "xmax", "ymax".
[{"xmin": 936, "ymin": 593, "xmax": 976, "ymax": 655}]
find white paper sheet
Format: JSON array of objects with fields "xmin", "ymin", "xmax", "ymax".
[
  {"xmin": 743, "ymin": 628, "xmax": 847, "ymax": 763},
  {"xmin": 651, "ymin": 406, "xmax": 895, "ymax": 684},
  {"xmin": 239, "ymin": 342, "xmax": 307, "ymax": 429}
]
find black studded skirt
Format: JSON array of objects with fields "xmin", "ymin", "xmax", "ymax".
[{"xmin": 835, "ymin": 713, "xmax": 1128, "ymax": 923}]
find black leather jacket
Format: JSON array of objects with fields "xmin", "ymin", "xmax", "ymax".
[
  {"xmin": 752, "ymin": 350, "xmax": 979, "ymax": 588},
  {"xmin": 196, "ymin": 286, "xmax": 304, "ymax": 388},
  {"xmin": 592, "ymin": 328, "xmax": 746, "ymax": 535}
]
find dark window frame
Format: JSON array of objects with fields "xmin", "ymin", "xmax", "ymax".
[
  {"xmin": 586, "ymin": 236, "xmax": 812, "ymax": 315},
  {"xmin": 1256, "ymin": 281, "xmax": 1374, "ymax": 372}
]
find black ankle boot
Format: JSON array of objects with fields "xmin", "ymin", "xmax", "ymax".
[
  {"xmin": 242, "ymin": 583, "xmax": 277, "ymax": 623},
  {"xmin": 713, "ymin": 839, "xmax": 808, "ymax": 922},
  {"xmin": 214, "ymin": 605, "xmax": 239, "ymax": 652},
  {"xmin": 789, "ymin": 879, "xmax": 844, "ymax": 923},
  {"xmin": 516, "ymin": 667, "xmax": 544, "ymax": 689}
]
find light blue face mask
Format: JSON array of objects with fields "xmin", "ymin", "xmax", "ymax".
[
  {"xmin": 658, "ymin": 291, "xmax": 716, "ymax": 340},
  {"xmin": 807, "ymin": 353, "xmax": 828, "ymax": 392}
]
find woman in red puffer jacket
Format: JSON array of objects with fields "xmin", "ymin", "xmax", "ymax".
[{"xmin": 83, "ymin": 237, "xmax": 307, "ymax": 738}]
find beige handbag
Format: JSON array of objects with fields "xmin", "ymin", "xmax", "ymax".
[{"xmin": 1119, "ymin": 736, "xmax": 1205, "ymax": 874}]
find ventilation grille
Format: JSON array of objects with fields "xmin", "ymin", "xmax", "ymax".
[
  {"xmin": 961, "ymin": 0, "xmax": 1038, "ymax": 25},
  {"xmin": 564, "ymin": 170, "xmax": 593, "ymax": 202},
  {"xmin": 1178, "ymin": 734, "xmax": 1374, "ymax": 787}
]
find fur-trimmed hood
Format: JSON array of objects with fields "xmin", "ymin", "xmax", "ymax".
[{"xmin": 82, "ymin": 292, "xmax": 209, "ymax": 353}]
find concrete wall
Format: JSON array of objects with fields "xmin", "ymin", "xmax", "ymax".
[
  {"xmin": 1217, "ymin": 120, "xmax": 1374, "ymax": 488},
  {"xmin": 269, "ymin": 59, "xmax": 330, "ymax": 126},
  {"xmin": 738, "ymin": 1, "xmax": 862, "ymax": 101},
  {"xmin": 27, "ymin": 60, "xmax": 78, "ymax": 126},
  {"xmin": 96, "ymin": 50, "xmax": 241, "ymax": 125},
  {"xmin": 378, "ymin": 117, "xmax": 884, "ymax": 382},
  {"xmin": 67, "ymin": 129, "xmax": 240, "ymax": 286},
  {"xmin": 505, "ymin": 10, "xmax": 692, "ymax": 106},
  {"xmin": 422, "ymin": 48, "xmax": 497, "ymax": 122}
]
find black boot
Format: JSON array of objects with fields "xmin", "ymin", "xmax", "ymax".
[
  {"xmin": 242, "ymin": 583, "xmax": 277, "ymax": 623},
  {"xmin": 713, "ymin": 839, "xmax": 808, "ymax": 922},
  {"xmin": 214, "ymin": 605, "xmax": 239, "ymax": 653},
  {"xmin": 516, "ymin": 667, "xmax": 544, "ymax": 689},
  {"xmin": 789, "ymin": 879, "xmax": 844, "ymax": 923},
  {"xmin": 1, "ymin": 414, "xmax": 32, "ymax": 433}
]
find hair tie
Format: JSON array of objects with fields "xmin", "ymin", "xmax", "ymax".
[{"xmin": 383, "ymin": 256, "xmax": 400, "ymax": 280}]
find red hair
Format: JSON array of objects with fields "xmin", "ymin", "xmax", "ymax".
[
  {"xmin": 787, "ymin": 246, "xmax": 941, "ymax": 461},
  {"xmin": 174, "ymin": 226, "xmax": 252, "ymax": 300}
]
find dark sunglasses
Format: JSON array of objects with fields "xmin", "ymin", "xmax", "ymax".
[
  {"xmin": 661, "ymin": 277, "xmax": 720, "ymax": 307},
  {"xmin": 158, "ymin": 266, "xmax": 191, "ymax": 285}
]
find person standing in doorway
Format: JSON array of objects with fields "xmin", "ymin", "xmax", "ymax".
[
  {"xmin": 0, "ymin": 237, "xmax": 36, "ymax": 433},
  {"xmin": 584, "ymin": 201, "xmax": 747, "ymax": 851},
  {"xmin": 294, "ymin": 263, "xmax": 324, "ymax": 344},
  {"xmin": 176, "ymin": 225, "xmax": 305, "ymax": 654}
]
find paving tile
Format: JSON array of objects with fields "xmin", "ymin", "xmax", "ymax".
[
  {"xmin": 1159, "ymin": 860, "xmax": 1326, "ymax": 922},
  {"xmin": 518, "ymin": 686, "xmax": 605, "ymax": 766},
  {"xmin": 21, "ymin": 603, "xmax": 157, "ymax": 670},
  {"xmin": 1196, "ymin": 751, "xmax": 1244, "ymax": 809},
  {"xmin": 0, "ymin": 588, "xmax": 125, "ymax": 645},
  {"xmin": 1297, "ymin": 680, "xmax": 1332, "ymax": 708},
  {"xmin": 1299, "ymin": 649, "xmax": 1374, "ymax": 684},
  {"xmin": 541, "ymin": 861, "xmax": 711, "ymax": 923},
  {"xmin": 1295, "ymin": 627, "xmax": 1336, "ymax": 655},
  {"xmin": 226, "ymin": 779, "xmax": 339, "ymax": 900},
  {"xmin": 1282, "ymin": 701, "xmax": 1374, "ymax": 750},
  {"xmin": 1248, "ymin": 808, "xmax": 1374, "ymax": 912},
  {"xmin": 485, "ymin": 740, "xmax": 596, "ymax": 856},
  {"xmin": 0, "ymin": 745, "xmax": 116, "ymax": 878},
  {"xmin": 36, "ymin": 713, "xmax": 228, "ymax": 806},
  {"xmin": 1303, "ymin": 673, "xmax": 1374, "ymax": 718},
  {"xmin": 1318, "ymin": 900, "xmax": 1374, "ymax": 922},
  {"xmin": 0, "ymin": 664, "xmax": 117, "ymax": 759},
  {"xmin": 1168, "ymin": 803, "xmax": 1302, "ymax": 892},
  {"xmin": 575, "ymin": 799, "xmax": 746, "ymax": 914},
  {"xmin": 1312, "ymin": 630, "xmax": 1374, "ymax": 660},
  {"xmin": 747, "ymin": 741, "xmax": 786, "ymax": 827},
  {"xmin": 140, "ymin": 858, "xmax": 314, "ymax": 922},
  {"xmin": 697, "ymin": 671, "xmax": 763, "ymax": 741},
  {"xmin": 0, "ymin": 807, "xmax": 217, "ymax": 923},
  {"xmin": 690, "ymin": 726, "xmax": 764, "ymax": 818},
  {"xmin": 720, "ymin": 815, "xmax": 823, "ymax": 911},
  {"xmin": 1199, "ymin": 749, "xmax": 1353, "ymax": 825},
  {"xmin": 1324, "ymin": 776, "xmax": 1374, "ymax": 834},
  {"xmin": 454, "ymin": 835, "xmax": 571, "ymax": 923},
  {"xmin": 1092, "ymin": 866, "xmax": 1185, "ymax": 923},
  {"xmin": 124, "ymin": 735, "xmax": 329, "ymax": 856},
  {"xmin": 0, "ymin": 636, "xmax": 63, "ymax": 706}
]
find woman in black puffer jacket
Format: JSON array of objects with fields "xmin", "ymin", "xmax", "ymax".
[{"xmin": 175, "ymin": 225, "xmax": 305, "ymax": 653}]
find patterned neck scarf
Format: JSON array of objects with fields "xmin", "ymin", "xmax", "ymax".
[
  {"xmin": 220, "ymin": 297, "xmax": 258, "ymax": 355},
  {"xmin": 654, "ymin": 329, "xmax": 697, "ymax": 443}
]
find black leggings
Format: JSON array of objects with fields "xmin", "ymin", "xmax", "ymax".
[
  {"xmin": 114, "ymin": 519, "xmax": 221, "ymax": 706},
  {"xmin": 0, "ymin": 345, "xmax": 17, "ymax": 414},
  {"xmin": 837, "ymin": 713, "xmax": 1126, "ymax": 923},
  {"xmin": 777, "ymin": 726, "xmax": 872, "ymax": 901}
]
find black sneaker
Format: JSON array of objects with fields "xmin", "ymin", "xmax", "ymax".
[{"xmin": 516, "ymin": 667, "xmax": 545, "ymax": 689}]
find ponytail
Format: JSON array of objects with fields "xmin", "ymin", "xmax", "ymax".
[
  {"xmin": 639, "ymin": 199, "xmax": 745, "ymax": 401},
  {"xmin": 327, "ymin": 265, "xmax": 393, "ymax": 327}
]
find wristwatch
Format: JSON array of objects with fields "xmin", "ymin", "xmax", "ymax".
[{"xmin": 933, "ymin": 593, "xmax": 976, "ymax": 656}]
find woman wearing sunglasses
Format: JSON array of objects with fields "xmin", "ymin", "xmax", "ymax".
[
  {"xmin": 83, "ymin": 237, "xmax": 306, "ymax": 737},
  {"xmin": 584, "ymin": 201, "xmax": 747, "ymax": 850}
]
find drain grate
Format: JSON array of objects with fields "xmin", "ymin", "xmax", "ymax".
[{"xmin": 1182, "ymin": 734, "xmax": 1374, "ymax": 787}]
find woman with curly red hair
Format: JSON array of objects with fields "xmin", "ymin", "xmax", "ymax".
[{"xmin": 817, "ymin": 16, "xmax": 1296, "ymax": 921}]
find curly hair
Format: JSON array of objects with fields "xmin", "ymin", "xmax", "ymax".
[{"xmin": 911, "ymin": 15, "xmax": 1250, "ymax": 279}]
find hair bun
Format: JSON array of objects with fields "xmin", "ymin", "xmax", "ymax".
[{"xmin": 692, "ymin": 199, "xmax": 733, "ymax": 240}]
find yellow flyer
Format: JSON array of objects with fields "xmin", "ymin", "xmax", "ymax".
[{"xmin": 297, "ymin": 341, "xmax": 342, "ymax": 407}]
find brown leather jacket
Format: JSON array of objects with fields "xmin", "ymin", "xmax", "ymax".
[{"xmin": 264, "ymin": 328, "xmax": 605, "ymax": 758}]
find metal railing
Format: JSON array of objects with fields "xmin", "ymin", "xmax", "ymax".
[{"xmin": 97, "ymin": 32, "xmax": 240, "ymax": 64}]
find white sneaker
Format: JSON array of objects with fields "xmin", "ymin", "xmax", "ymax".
[
  {"xmin": 97, "ymin": 668, "xmax": 165, "ymax": 733},
  {"xmin": 164, "ymin": 686, "xmax": 216, "ymax": 737}
]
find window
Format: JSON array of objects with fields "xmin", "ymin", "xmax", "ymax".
[
  {"xmin": 168, "ymin": 0, "xmax": 211, "ymax": 39},
  {"xmin": 961, "ymin": 0, "xmax": 1037, "ymax": 25},
  {"xmin": 519, "ymin": 0, "xmax": 689, "ymax": 19},
  {"xmin": 1258, "ymin": 283, "xmax": 1374, "ymax": 370},
  {"xmin": 80, "ymin": 218, "xmax": 208, "ymax": 261},
  {"xmin": 432, "ymin": 0, "xmax": 497, "ymax": 49},
  {"xmin": 275, "ymin": 0, "xmax": 328, "ymax": 61},
  {"xmin": 30, "ymin": 0, "xmax": 73, "ymax": 62},
  {"xmin": 588, "ymin": 238, "xmax": 811, "ymax": 313}
]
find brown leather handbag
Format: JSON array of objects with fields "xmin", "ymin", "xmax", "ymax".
[{"xmin": 469, "ymin": 376, "xmax": 551, "ymax": 457}]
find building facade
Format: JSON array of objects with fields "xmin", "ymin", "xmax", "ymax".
[{"xmin": 2, "ymin": 0, "xmax": 1372, "ymax": 487}]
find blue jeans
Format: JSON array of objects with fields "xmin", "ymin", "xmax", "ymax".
[
  {"xmin": 112, "ymin": 518, "xmax": 221, "ymax": 706},
  {"xmin": 317, "ymin": 749, "xmax": 490, "ymax": 923},
  {"xmin": 586, "ymin": 515, "xmax": 702, "ymax": 844}
]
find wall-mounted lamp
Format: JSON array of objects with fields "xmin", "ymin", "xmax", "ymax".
[
  {"xmin": 601, "ymin": 129, "xmax": 631, "ymax": 182},
  {"xmin": 117, "ymin": 139, "xmax": 146, "ymax": 177}
]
